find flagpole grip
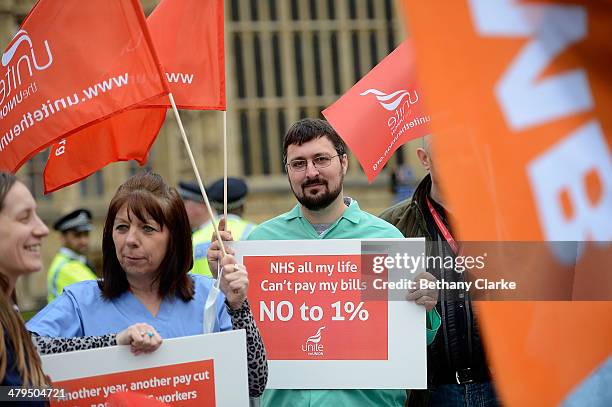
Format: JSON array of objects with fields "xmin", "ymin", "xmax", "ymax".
[{"xmin": 168, "ymin": 92, "xmax": 227, "ymax": 258}]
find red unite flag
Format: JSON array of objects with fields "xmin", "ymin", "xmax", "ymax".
[
  {"xmin": 42, "ymin": 108, "xmax": 167, "ymax": 193},
  {"xmin": 147, "ymin": 0, "xmax": 225, "ymax": 110},
  {"xmin": 43, "ymin": 0, "xmax": 226, "ymax": 193},
  {"xmin": 322, "ymin": 40, "xmax": 430, "ymax": 182},
  {"xmin": 0, "ymin": 0, "xmax": 168, "ymax": 172}
]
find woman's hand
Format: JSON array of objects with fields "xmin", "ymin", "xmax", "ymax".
[
  {"xmin": 207, "ymin": 217, "xmax": 235, "ymax": 278},
  {"xmin": 117, "ymin": 323, "xmax": 163, "ymax": 355},
  {"xmin": 219, "ymin": 254, "xmax": 249, "ymax": 310}
]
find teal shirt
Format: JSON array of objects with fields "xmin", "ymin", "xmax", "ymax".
[{"xmin": 248, "ymin": 199, "xmax": 441, "ymax": 407}]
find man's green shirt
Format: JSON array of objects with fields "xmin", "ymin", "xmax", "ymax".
[{"xmin": 248, "ymin": 199, "xmax": 441, "ymax": 407}]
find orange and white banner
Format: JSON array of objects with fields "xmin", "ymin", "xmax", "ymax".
[
  {"xmin": 0, "ymin": 0, "xmax": 168, "ymax": 172},
  {"xmin": 41, "ymin": 331, "xmax": 248, "ymax": 407},
  {"xmin": 233, "ymin": 239, "xmax": 427, "ymax": 389},
  {"xmin": 401, "ymin": 0, "xmax": 612, "ymax": 405},
  {"xmin": 322, "ymin": 40, "xmax": 429, "ymax": 182}
]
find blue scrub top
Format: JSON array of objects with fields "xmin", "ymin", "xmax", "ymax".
[{"xmin": 27, "ymin": 274, "xmax": 232, "ymax": 339}]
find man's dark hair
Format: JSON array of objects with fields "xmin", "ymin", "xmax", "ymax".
[
  {"xmin": 101, "ymin": 172, "xmax": 194, "ymax": 301},
  {"xmin": 282, "ymin": 118, "xmax": 347, "ymax": 164}
]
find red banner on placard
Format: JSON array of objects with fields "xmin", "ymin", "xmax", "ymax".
[
  {"xmin": 322, "ymin": 40, "xmax": 430, "ymax": 182},
  {"xmin": 246, "ymin": 254, "xmax": 388, "ymax": 360},
  {"xmin": 51, "ymin": 359, "xmax": 215, "ymax": 407}
]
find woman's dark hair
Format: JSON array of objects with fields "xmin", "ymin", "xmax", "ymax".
[
  {"xmin": 282, "ymin": 118, "xmax": 347, "ymax": 164},
  {"xmin": 101, "ymin": 172, "xmax": 194, "ymax": 301}
]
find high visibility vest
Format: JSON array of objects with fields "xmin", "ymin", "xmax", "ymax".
[
  {"xmin": 191, "ymin": 215, "xmax": 257, "ymax": 277},
  {"xmin": 47, "ymin": 249, "xmax": 97, "ymax": 303}
]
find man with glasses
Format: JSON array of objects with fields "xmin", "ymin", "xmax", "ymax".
[{"xmin": 209, "ymin": 118, "xmax": 440, "ymax": 407}]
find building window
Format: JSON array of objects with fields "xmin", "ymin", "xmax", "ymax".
[{"xmin": 226, "ymin": 0, "xmax": 401, "ymax": 177}]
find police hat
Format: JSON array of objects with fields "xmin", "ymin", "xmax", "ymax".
[
  {"xmin": 207, "ymin": 177, "xmax": 248, "ymax": 211},
  {"xmin": 53, "ymin": 209, "xmax": 92, "ymax": 233},
  {"xmin": 177, "ymin": 181, "xmax": 205, "ymax": 203}
]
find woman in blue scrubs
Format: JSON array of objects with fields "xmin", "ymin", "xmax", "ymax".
[
  {"xmin": 0, "ymin": 171, "xmax": 161, "ymax": 403},
  {"xmin": 27, "ymin": 172, "xmax": 267, "ymax": 398}
]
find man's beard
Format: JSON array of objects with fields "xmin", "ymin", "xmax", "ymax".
[{"xmin": 292, "ymin": 174, "xmax": 343, "ymax": 211}]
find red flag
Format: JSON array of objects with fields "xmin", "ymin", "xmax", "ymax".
[
  {"xmin": 42, "ymin": 0, "xmax": 226, "ymax": 193},
  {"xmin": 42, "ymin": 108, "xmax": 166, "ymax": 193},
  {"xmin": 147, "ymin": 0, "xmax": 225, "ymax": 110},
  {"xmin": 0, "ymin": 0, "xmax": 168, "ymax": 172},
  {"xmin": 322, "ymin": 40, "xmax": 429, "ymax": 182},
  {"xmin": 401, "ymin": 0, "xmax": 612, "ymax": 405}
]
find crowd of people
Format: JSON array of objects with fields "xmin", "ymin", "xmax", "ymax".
[{"xmin": 0, "ymin": 118, "xmax": 499, "ymax": 407}]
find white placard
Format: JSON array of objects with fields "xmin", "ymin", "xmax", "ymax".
[
  {"xmin": 232, "ymin": 238, "xmax": 427, "ymax": 389},
  {"xmin": 41, "ymin": 330, "xmax": 248, "ymax": 406}
]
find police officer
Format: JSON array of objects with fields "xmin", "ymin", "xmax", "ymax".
[
  {"xmin": 178, "ymin": 178, "xmax": 256, "ymax": 277},
  {"xmin": 47, "ymin": 209, "xmax": 97, "ymax": 303}
]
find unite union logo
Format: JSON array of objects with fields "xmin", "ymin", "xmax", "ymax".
[
  {"xmin": 360, "ymin": 88, "xmax": 419, "ymax": 111},
  {"xmin": 301, "ymin": 326, "xmax": 325, "ymax": 357},
  {"xmin": 0, "ymin": 29, "xmax": 53, "ymax": 108}
]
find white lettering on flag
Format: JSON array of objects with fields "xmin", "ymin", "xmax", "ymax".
[{"xmin": 469, "ymin": 0, "xmax": 592, "ymax": 131}]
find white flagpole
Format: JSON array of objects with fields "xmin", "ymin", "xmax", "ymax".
[
  {"xmin": 168, "ymin": 92, "xmax": 227, "ymax": 257},
  {"xmin": 223, "ymin": 109, "xmax": 228, "ymax": 221}
]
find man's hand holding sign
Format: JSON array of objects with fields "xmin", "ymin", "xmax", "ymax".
[{"xmin": 407, "ymin": 271, "xmax": 438, "ymax": 311}]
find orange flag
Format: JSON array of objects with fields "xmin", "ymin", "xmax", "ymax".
[
  {"xmin": 42, "ymin": 0, "xmax": 226, "ymax": 193},
  {"xmin": 322, "ymin": 40, "xmax": 429, "ymax": 182},
  {"xmin": 401, "ymin": 0, "xmax": 611, "ymax": 406},
  {"xmin": 147, "ymin": 0, "xmax": 225, "ymax": 110},
  {"xmin": 0, "ymin": 0, "xmax": 168, "ymax": 172}
]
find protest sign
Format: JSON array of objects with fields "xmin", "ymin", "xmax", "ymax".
[
  {"xmin": 41, "ymin": 331, "xmax": 248, "ymax": 406},
  {"xmin": 232, "ymin": 238, "xmax": 427, "ymax": 389}
]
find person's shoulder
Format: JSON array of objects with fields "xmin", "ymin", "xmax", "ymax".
[
  {"xmin": 247, "ymin": 212, "xmax": 292, "ymax": 240},
  {"xmin": 190, "ymin": 273, "xmax": 214, "ymax": 284},
  {"xmin": 60, "ymin": 259, "xmax": 88, "ymax": 271},
  {"xmin": 190, "ymin": 273, "xmax": 215, "ymax": 292},
  {"xmin": 379, "ymin": 198, "xmax": 413, "ymax": 223},
  {"xmin": 62, "ymin": 280, "xmax": 102, "ymax": 303},
  {"xmin": 354, "ymin": 207, "xmax": 404, "ymax": 238}
]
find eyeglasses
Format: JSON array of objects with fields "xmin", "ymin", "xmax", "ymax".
[{"xmin": 286, "ymin": 154, "xmax": 342, "ymax": 172}]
